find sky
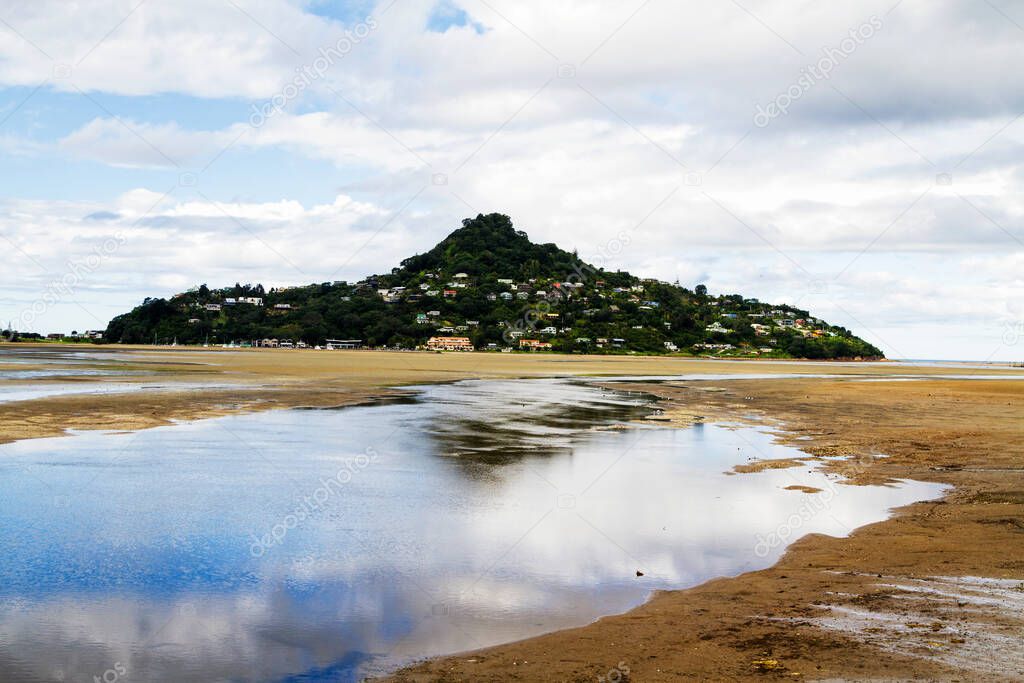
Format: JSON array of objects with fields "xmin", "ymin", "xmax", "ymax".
[{"xmin": 0, "ymin": 0, "xmax": 1022, "ymax": 361}]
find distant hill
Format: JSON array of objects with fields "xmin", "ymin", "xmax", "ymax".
[{"xmin": 104, "ymin": 213, "xmax": 884, "ymax": 359}]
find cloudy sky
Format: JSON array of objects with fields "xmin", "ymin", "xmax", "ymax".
[{"xmin": 0, "ymin": 0, "xmax": 1022, "ymax": 360}]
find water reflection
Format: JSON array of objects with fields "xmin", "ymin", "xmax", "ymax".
[{"xmin": 0, "ymin": 379, "xmax": 945, "ymax": 682}]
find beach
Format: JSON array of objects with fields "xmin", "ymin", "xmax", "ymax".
[
  {"xmin": 391, "ymin": 374, "xmax": 1024, "ymax": 681},
  {"xmin": 2, "ymin": 345, "xmax": 1022, "ymax": 680}
]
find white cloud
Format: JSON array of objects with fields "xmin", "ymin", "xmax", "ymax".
[{"xmin": 2, "ymin": 0, "xmax": 1024, "ymax": 359}]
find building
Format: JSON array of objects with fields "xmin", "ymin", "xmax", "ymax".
[
  {"xmin": 204, "ymin": 303, "xmax": 222, "ymax": 312},
  {"xmin": 443, "ymin": 289, "xmax": 457, "ymax": 298},
  {"xmin": 273, "ymin": 303, "xmax": 292, "ymax": 310},
  {"xmin": 519, "ymin": 338, "xmax": 552, "ymax": 351},
  {"xmin": 239, "ymin": 297, "xmax": 263, "ymax": 306},
  {"xmin": 325, "ymin": 339, "xmax": 362, "ymax": 349},
  {"xmin": 426, "ymin": 336, "xmax": 474, "ymax": 351}
]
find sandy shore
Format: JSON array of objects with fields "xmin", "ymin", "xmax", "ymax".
[
  {"xmin": 2, "ymin": 345, "xmax": 1022, "ymax": 680},
  {"xmin": 1, "ymin": 345, "xmax": 1017, "ymax": 446},
  {"xmin": 389, "ymin": 376, "xmax": 1024, "ymax": 682}
]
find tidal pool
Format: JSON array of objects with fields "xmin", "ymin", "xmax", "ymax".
[{"xmin": 0, "ymin": 379, "xmax": 945, "ymax": 682}]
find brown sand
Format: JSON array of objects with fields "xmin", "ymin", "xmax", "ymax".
[
  {"xmin": 2, "ymin": 345, "xmax": 1017, "ymax": 447},
  {"xmin": 2, "ymin": 345, "xmax": 1023, "ymax": 680},
  {"xmin": 389, "ymin": 377, "xmax": 1024, "ymax": 682}
]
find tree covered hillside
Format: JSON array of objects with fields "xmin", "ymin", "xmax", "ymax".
[{"xmin": 105, "ymin": 213, "xmax": 883, "ymax": 359}]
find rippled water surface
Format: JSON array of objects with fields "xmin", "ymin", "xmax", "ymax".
[{"xmin": 0, "ymin": 379, "xmax": 945, "ymax": 682}]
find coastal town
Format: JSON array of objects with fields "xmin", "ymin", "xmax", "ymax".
[{"xmin": 96, "ymin": 215, "xmax": 882, "ymax": 360}]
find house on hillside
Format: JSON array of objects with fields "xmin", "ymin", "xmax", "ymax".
[
  {"xmin": 518, "ymin": 339, "xmax": 552, "ymax": 351},
  {"xmin": 427, "ymin": 336, "xmax": 474, "ymax": 351}
]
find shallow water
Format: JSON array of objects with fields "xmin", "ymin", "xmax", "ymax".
[
  {"xmin": 0, "ymin": 380, "xmax": 237, "ymax": 404},
  {"xmin": 0, "ymin": 379, "xmax": 946, "ymax": 682}
]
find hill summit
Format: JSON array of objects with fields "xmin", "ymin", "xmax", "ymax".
[{"xmin": 104, "ymin": 213, "xmax": 883, "ymax": 359}]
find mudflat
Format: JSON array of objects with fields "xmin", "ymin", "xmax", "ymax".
[
  {"xmin": 390, "ymin": 376, "xmax": 1024, "ymax": 682},
  {"xmin": 1, "ymin": 345, "xmax": 1014, "ymax": 446},
  {"xmin": 2, "ymin": 345, "xmax": 1023, "ymax": 680}
]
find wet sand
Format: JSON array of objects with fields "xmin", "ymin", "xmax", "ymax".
[
  {"xmin": 2, "ymin": 344, "xmax": 1018, "ymax": 446},
  {"xmin": 2, "ymin": 345, "xmax": 1023, "ymax": 680},
  {"xmin": 390, "ymin": 377, "xmax": 1024, "ymax": 682}
]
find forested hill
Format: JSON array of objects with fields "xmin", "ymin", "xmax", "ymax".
[{"xmin": 104, "ymin": 213, "xmax": 883, "ymax": 359}]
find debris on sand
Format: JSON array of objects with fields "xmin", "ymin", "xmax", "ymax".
[{"xmin": 751, "ymin": 658, "xmax": 781, "ymax": 671}]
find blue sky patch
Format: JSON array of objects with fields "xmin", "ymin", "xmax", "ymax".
[{"xmin": 427, "ymin": 0, "xmax": 486, "ymax": 34}]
